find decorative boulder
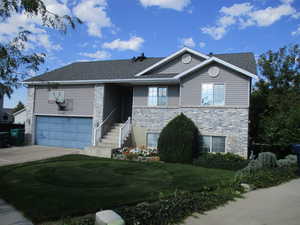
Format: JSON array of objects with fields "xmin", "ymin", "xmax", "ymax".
[{"xmin": 95, "ymin": 210, "xmax": 125, "ymax": 225}]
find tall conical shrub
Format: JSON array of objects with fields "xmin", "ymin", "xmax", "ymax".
[{"xmin": 158, "ymin": 113, "xmax": 200, "ymax": 164}]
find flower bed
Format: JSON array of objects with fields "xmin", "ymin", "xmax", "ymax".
[{"xmin": 112, "ymin": 146, "xmax": 160, "ymax": 162}]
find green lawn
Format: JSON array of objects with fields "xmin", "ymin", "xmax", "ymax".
[{"xmin": 0, "ymin": 154, "xmax": 234, "ymax": 223}]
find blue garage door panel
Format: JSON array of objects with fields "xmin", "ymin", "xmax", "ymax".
[{"xmin": 36, "ymin": 116, "xmax": 92, "ymax": 149}]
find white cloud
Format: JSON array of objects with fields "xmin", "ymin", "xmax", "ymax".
[
  {"xmin": 73, "ymin": 0, "xmax": 112, "ymax": 37},
  {"xmin": 202, "ymin": 1, "xmax": 298, "ymax": 40},
  {"xmin": 44, "ymin": 0, "xmax": 71, "ymax": 16},
  {"xmin": 139, "ymin": 0, "xmax": 191, "ymax": 11},
  {"xmin": 199, "ymin": 42, "xmax": 206, "ymax": 48},
  {"xmin": 201, "ymin": 26, "xmax": 227, "ymax": 40},
  {"xmin": 280, "ymin": 0, "xmax": 294, "ymax": 4},
  {"xmin": 79, "ymin": 50, "xmax": 111, "ymax": 59},
  {"xmin": 291, "ymin": 25, "xmax": 300, "ymax": 36},
  {"xmin": 102, "ymin": 36, "xmax": 144, "ymax": 51},
  {"xmin": 249, "ymin": 4, "xmax": 295, "ymax": 27},
  {"xmin": 220, "ymin": 3, "xmax": 253, "ymax": 17},
  {"xmin": 28, "ymin": 34, "xmax": 62, "ymax": 51},
  {"xmin": 0, "ymin": 0, "xmax": 69, "ymax": 51},
  {"xmin": 179, "ymin": 37, "xmax": 195, "ymax": 48}
]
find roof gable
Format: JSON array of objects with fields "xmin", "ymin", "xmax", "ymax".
[
  {"xmin": 175, "ymin": 56, "xmax": 258, "ymax": 80},
  {"xmin": 135, "ymin": 47, "xmax": 209, "ymax": 77}
]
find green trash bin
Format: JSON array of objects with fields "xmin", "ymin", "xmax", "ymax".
[
  {"xmin": 0, "ymin": 132, "xmax": 10, "ymax": 148},
  {"xmin": 10, "ymin": 129, "xmax": 25, "ymax": 146}
]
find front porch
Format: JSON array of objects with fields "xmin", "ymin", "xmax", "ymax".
[{"xmin": 89, "ymin": 84, "xmax": 133, "ymax": 157}]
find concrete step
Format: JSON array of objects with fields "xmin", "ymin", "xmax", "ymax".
[
  {"xmin": 104, "ymin": 133, "xmax": 119, "ymax": 139},
  {"xmin": 84, "ymin": 146, "xmax": 112, "ymax": 158},
  {"xmin": 101, "ymin": 140, "xmax": 118, "ymax": 145},
  {"xmin": 97, "ymin": 143, "xmax": 118, "ymax": 148},
  {"xmin": 102, "ymin": 136, "xmax": 118, "ymax": 142}
]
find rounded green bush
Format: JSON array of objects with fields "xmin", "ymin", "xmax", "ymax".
[
  {"xmin": 257, "ymin": 152, "xmax": 277, "ymax": 168},
  {"xmin": 158, "ymin": 113, "xmax": 200, "ymax": 164}
]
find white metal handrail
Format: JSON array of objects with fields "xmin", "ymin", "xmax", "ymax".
[
  {"xmin": 93, "ymin": 108, "xmax": 117, "ymax": 146},
  {"xmin": 118, "ymin": 117, "xmax": 132, "ymax": 148}
]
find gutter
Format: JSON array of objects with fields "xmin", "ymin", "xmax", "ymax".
[{"xmin": 22, "ymin": 78, "xmax": 179, "ymax": 85}]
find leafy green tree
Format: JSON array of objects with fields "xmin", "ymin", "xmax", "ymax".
[
  {"xmin": 12, "ymin": 101, "xmax": 25, "ymax": 113},
  {"xmin": 0, "ymin": 0, "xmax": 81, "ymax": 97},
  {"xmin": 251, "ymin": 44, "xmax": 300, "ymax": 146}
]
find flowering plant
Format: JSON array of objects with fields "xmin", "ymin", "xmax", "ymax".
[{"xmin": 113, "ymin": 146, "xmax": 159, "ymax": 158}]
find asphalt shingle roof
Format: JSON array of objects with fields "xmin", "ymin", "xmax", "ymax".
[{"xmin": 26, "ymin": 52, "xmax": 256, "ymax": 82}]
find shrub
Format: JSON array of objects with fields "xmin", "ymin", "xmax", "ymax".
[
  {"xmin": 158, "ymin": 113, "xmax": 200, "ymax": 164},
  {"xmin": 257, "ymin": 152, "xmax": 278, "ymax": 168},
  {"xmin": 235, "ymin": 152, "xmax": 298, "ymax": 189},
  {"xmin": 236, "ymin": 167, "xmax": 298, "ymax": 189},
  {"xmin": 237, "ymin": 152, "xmax": 277, "ymax": 177},
  {"xmin": 193, "ymin": 153, "xmax": 248, "ymax": 171},
  {"xmin": 277, "ymin": 154, "xmax": 297, "ymax": 168},
  {"xmin": 236, "ymin": 159, "xmax": 263, "ymax": 177}
]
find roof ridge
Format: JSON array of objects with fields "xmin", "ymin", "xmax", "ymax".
[
  {"xmin": 73, "ymin": 57, "xmax": 164, "ymax": 64},
  {"xmin": 214, "ymin": 52, "xmax": 254, "ymax": 55}
]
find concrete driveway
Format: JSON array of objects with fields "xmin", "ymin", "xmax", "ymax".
[
  {"xmin": 183, "ymin": 178, "xmax": 300, "ymax": 225},
  {"xmin": 0, "ymin": 145, "xmax": 81, "ymax": 166}
]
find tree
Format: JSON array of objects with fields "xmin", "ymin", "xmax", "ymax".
[
  {"xmin": 250, "ymin": 44, "xmax": 300, "ymax": 147},
  {"xmin": 12, "ymin": 101, "xmax": 25, "ymax": 113},
  {"xmin": 158, "ymin": 113, "xmax": 200, "ymax": 164},
  {"xmin": 0, "ymin": 0, "xmax": 81, "ymax": 97}
]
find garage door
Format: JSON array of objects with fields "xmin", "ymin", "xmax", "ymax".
[{"xmin": 36, "ymin": 116, "xmax": 92, "ymax": 149}]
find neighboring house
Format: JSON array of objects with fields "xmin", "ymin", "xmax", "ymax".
[
  {"xmin": 0, "ymin": 94, "xmax": 3, "ymax": 123},
  {"xmin": 1, "ymin": 108, "xmax": 14, "ymax": 124},
  {"xmin": 13, "ymin": 108, "xmax": 26, "ymax": 124},
  {"xmin": 23, "ymin": 47, "xmax": 257, "ymax": 158},
  {"xmin": 0, "ymin": 94, "xmax": 14, "ymax": 124}
]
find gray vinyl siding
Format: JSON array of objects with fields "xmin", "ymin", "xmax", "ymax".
[
  {"xmin": 180, "ymin": 63, "xmax": 250, "ymax": 107},
  {"xmin": 133, "ymin": 85, "xmax": 179, "ymax": 106},
  {"xmin": 34, "ymin": 85, "xmax": 94, "ymax": 116},
  {"xmin": 146, "ymin": 54, "xmax": 205, "ymax": 75}
]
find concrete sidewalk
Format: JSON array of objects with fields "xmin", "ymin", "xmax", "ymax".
[
  {"xmin": 183, "ymin": 178, "xmax": 300, "ymax": 225},
  {"xmin": 0, "ymin": 199, "xmax": 33, "ymax": 225}
]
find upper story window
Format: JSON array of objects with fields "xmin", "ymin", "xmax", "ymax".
[
  {"xmin": 148, "ymin": 87, "xmax": 167, "ymax": 106},
  {"xmin": 201, "ymin": 83, "xmax": 225, "ymax": 106}
]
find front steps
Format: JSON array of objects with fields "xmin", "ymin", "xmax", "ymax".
[{"xmin": 84, "ymin": 123, "xmax": 123, "ymax": 158}]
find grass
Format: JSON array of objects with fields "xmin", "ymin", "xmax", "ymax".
[{"xmin": 0, "ymin": 154, "xmax": 234, "ymax": 223}]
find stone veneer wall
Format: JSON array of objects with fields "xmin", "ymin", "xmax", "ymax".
[
  {"xmin": 25, "ymin": 86, "xmax": 36, "ymax": 144},
  {"xmin": 92, "ymin": 84, "xmax": 105, "ymax": 144},
  {"xmin": 132, "ymin": 106, "xmax": 249, "ymax": 158}
]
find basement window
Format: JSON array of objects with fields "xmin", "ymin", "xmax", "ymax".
[
  {"xmin": 147, "ymin": 133, "xmax": 160, "ymax": 148},
  {"xmin": 200, "ymin": 136, "xmax": 226, "ymax": 153}
]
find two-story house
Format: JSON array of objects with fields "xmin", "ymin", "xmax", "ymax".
[{"xmin": 24, "ymin": 47, "xmax": 257, "ymax": 158}]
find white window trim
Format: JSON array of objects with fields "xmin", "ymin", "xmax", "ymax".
[
  {"xmin": 202, "ymin": 135, "xmax": 227, "ymax": 153},
  {"xmin": 147, "ymin": 86, "xmax": 168, "ymax": 107},
  {"xmin": 201, "ymin": 83, "xmax": 226, "ymax": 106}
]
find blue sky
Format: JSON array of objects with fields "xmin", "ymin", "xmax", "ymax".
[{"xmin": 2, "ymin": 0, "xmax": 300, "ymax": 108}]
